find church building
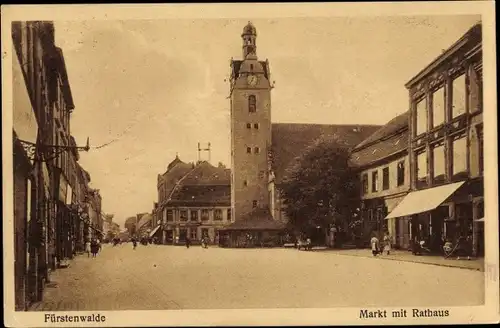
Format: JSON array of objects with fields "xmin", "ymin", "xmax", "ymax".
[{"xmin": 221, "ymin": 22, "xmax": 380, "ymax": 246}]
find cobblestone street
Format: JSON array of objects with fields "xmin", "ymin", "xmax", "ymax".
[{"xmin": 29, "ymin": 244, "xmax": 484, "ymax": 311}]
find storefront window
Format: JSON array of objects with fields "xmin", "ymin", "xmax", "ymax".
[
  {"xmin": 452, "ymin": 74, "xmax": 466, "ymax": 118},
  {"xmin": 432, "ymin": 87, "xmax": 445, "ymax": 128},
  {"xmin": 415, "ymin": 98, "xmax": 427, "ymax": 135},
  {"xmin": 452, "ymin": 137, "xmax": 467, "ymax": 178},
  {"xmin": 166, "ymin": 210, "xmax": 173, "ymax": 222},
  {"xmin": 432, "ymin": 144, "xmax": 446, "ymax": 183},
  {"xmin": 190, "ymin": 229, "xmax": 197, "ymax": 240}
]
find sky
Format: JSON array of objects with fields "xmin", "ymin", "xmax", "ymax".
[{"xmin": 53, "ymin": 15, "xmax": 480, "ymax": 226}]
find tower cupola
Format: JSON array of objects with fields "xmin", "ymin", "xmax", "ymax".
[{"xmin": 242, "ymin": 21, "xmax": 257, "ymax": 59}]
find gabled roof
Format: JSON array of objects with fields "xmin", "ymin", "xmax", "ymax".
[
  {"xmin": 350, "ymin": 111, "xmax": 409, "ymax": 168},
  {"xmin": 167, "ymin": 185, "xmax": 231, "ymax": 207},
  {"xmin": 353, "ymin": 111, "xmax": 409, "ymax": 150},
  {"xmin": 165, "ymin": 161, "xmax": 231, "ymax": 207},
  {"xmin": 223, "ymin": 208, "xmax": 285, "ymax": 231},
  {"xmin": 181, "ymin": 161, "xmax": 230, "ymax": 185},
  {"xmin": 160, "ymin": 156, "xmax": 193, "ymax": 180},
  {"xmin": 270, "ymin": 123, "xmax": 381, "ymax": 184},
  {"xmin": 350, "ymin": 131, "xmax": 409, "ymax": 168}
]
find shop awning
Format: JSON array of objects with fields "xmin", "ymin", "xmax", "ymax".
[
  {"xmin": 149, "ymin": 225, "xmax": 161, "ymax": 238},
  {"xmin": 475, "ymin": 217, "xmax": 485, "ymax": 222},
  {"xmin": 385, "ymin": 181, "xmax": 465, "ymax": 219}
]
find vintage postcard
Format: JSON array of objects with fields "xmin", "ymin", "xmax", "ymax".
[{"xmin": 2, "ymin": 2, "xmax": 499, "ymax": 327}]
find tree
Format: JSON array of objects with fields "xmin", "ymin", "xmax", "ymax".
[{"xmin": 280, "ymin": 135, "xmax": 360, "ymax": 234}]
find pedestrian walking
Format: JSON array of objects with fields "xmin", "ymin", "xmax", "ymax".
[
  {"xmin": 132, "ymin": 237, "xmax": 137, "ymax": 250},
  {"xmin": 90, "ymin": 239, "xmax": 99, "ymax": 258},
  {"xmin": 383, "ymin": 232, "xmax": 391, "ymax": 255},
  {"xmin": 185, "ymin": 237, "xmax": 191, "ymax": 249},
  {"xmin": 370, "ymin": 234, "xmax": 380, "ymax": 257},
  {"xmin": 85, "ymin": 239, "xmax": 91, "ymax": 258}
]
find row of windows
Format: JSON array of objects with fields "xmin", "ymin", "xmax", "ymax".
[
  {"xmin": 364, "ymin": 206, "xmax": 388, "ymax": 222},
  {"xmin": 246, "ymin": 123, "xmax": 260, "ymax": 129},
  {"xmin": 362, "ymin": 161, "xmax": 405, "ymax": 194},
  {"xmin": 163, "ymin": 209, "xmax": 230, "ymax": 222},
  {"xmin": 246, "ymin": 146, "xmax": 260, "ymax": 154},
  {"xmin": 415, "ymin": 136, "xmax": 471, "ymax": 184},
  {"xmin": 415, "ymin": 71, "xmax": 480, "ymax": 136}
]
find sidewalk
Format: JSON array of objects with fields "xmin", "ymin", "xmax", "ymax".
[{"xmin": 315, "ymin": 248, "xmax": 484, "ymax": 271}]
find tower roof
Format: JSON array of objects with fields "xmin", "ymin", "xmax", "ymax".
[
  {"xmin": 242, "ymin": 21, "xmax": 257, "ymax": 36},
  {"xmin": 166, "ymin": 154, "xmax": 184, "ymax": 172}
]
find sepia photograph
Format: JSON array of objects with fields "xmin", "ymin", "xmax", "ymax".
[{"xmin": 2, "ymin": 2, "xmax": 498, "ymax": 327}]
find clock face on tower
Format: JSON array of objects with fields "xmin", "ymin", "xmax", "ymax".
[{"xmin": 247, "ymin": 75, "xmax": 258, "ymax": 86}]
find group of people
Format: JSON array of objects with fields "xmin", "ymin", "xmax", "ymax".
[
  {"xmin": 370, "ymin": 232, "xmax": 392, "ymax": 257},
  {"xmin": 185, "ymin": 236, "xmax": 210, "ymax": 249},
  {"xmin": 84, "ymin": 238, "xmax": 102, "ymax": 258}
]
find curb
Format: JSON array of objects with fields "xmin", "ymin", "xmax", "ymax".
[{"xmin": 317, "ymin": 250, "xmax": 484, "ymax": 272}]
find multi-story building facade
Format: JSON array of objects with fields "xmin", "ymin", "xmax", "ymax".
[
  {"xmin": 387, "ymin": 22, "xmax": 483, "ymax": 255},
  {"xmin": 87, "ymin": 189, "xmax": 103, "ymax": 240},
  {"xmin": 156, "ymin": 158, "xmax": 231, "ymax": 244},
  {"xmin": 11, "ymin": 20, "xmax": 54, "ymax": 311},
  {"xmin": 350, "ymin": 112, "xmax": 411, "ymax": 249},
  {"xmin": 11, "ymin": 21, "xmax": 105, "ymax": 310}
]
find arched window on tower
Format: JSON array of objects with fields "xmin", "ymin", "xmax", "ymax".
[{"xmin": 248, "ymin": 95, "xmax": 256, "ymax": 113}]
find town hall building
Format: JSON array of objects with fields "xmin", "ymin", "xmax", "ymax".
[{"xmin": 153, "ymin": 22, "xmax": 381, "ymax": 247}]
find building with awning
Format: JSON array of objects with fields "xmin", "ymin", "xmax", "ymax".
[
  {"xmin": 149, "ymin": 225, "xmax": 162, "ymax": 239},
  {"xmin": 385, "ymin": 181, "xmax": 465, "ymax": 219},
  {"xmin": 404, "ymin": 22, "xmax": 483, "ymax": 255},
  {"xmin": 349, "ymin": 111, "xmax": 411, "ymax": 249}
]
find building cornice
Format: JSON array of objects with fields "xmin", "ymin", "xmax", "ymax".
[{"xmin": 405, "ymin": 23, "xmax": 481, "ymax": 89}]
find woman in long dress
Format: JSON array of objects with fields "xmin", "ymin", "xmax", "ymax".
[
  {"xmin": 85, "ymin": 239, "xmax": 91, "ymax": 258},
  {"xmin": 383, "ymin": 232, "xmax": 391, "ymax": 255},
  {"xmin": 370, "ymin": 234, "xmax": 380, "ymax": 256}
]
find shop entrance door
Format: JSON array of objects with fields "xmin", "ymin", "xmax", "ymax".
[{"xmin": 430, "ymin": 206, "xmax": 447, "ymax": 252}]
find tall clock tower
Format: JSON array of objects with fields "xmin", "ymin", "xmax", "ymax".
[{"xmin": 230, "ymin": 22, "xmax": 272, "ymax": 221}]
